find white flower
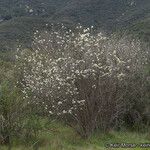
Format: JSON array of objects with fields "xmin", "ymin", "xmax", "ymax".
[
  {"xmin": 15, "ymin": 55, "xmax": 19, "ymax": 59},
  {"xmin": 29, "ymin": 9, "xmax": 33, "ymax": 13},
  {"xmin": 49, "ymin": 111, "xmax": 53, "ymax": 114},
  {"xmin": 93, "ymin": 64, "xmax": 99, "ymax": 68},
  {"xmin": 117, "ymin": 73, "xmax": 125, "ymax": 79},
  {"xmin": 75, "ymin": 70, "xmax": 79, "ymax": 74},
  {"xmin": 68, "ymin": 110, "xmax": 72, "ymax": 114},
  {"xmin": 58, "ymin": 101, "xmax": 62, "ymax": 105},
  {"xmin": 62, "ymin": 110, "xmax": 67, "ymax": 114},
  {"xmin": 80, "ymin": 100, "xmax": 85, "ymax": 103},
  {"xmin": 92, "ymin": 85, "xmax": 96, "ymax": 88},
  {"xmin": 72, "ymin": 100, "xmax": 76, "ymax": 104}
]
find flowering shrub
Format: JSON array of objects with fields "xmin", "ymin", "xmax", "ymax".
[{"xmin": 16, "ymin": 24, "xmax": 148, "ymax": 137}]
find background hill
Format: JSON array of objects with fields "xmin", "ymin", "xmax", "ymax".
[{"xmin": 0, "ymin": 0, "xmax": 150, "ymax": 51}]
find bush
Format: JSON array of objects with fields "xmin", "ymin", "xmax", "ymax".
[
  {"xmin": 16, "ymin": 24, "xmax": 149, "ymax": 138},
  {"xmin": 0, "ymin": 81, "xmax": 25, "ymax": 148},
  {"xmin": 0, "ymin": 63, "xmax": 44, "ymax": 148}
]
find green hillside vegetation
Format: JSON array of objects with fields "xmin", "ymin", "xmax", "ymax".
[
  {"xmin": 0, "ymin": 0, "xmax": 69, "ymax": 19},
  {"xmin": 0, "ymin": 17, "xmax": 50, "ymax": 51},
  {"xmin": 1, "ymin": 0, "xmax": 149, "ymax": 28},
  {"xmin": 0, "ymin": 120, "xmax": 150, "ymax": 150},
  {"xmin": 0, "ymin": 0, "xmax": 150, "ymax": 51},
  {"xmin": 128, "ymin": 18, "xmax": 150, "ymax": 42}
]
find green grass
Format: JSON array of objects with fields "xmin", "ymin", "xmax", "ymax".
[{"xmin": 0, "ymin": 121, "xmax": 150, "ymax": 150}]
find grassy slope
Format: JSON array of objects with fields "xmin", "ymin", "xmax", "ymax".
[{"xmin": 0, "ymin": 121, "xmax": 150, "ymax": 150}]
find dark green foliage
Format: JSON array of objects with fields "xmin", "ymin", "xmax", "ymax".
[
  {"xmin": 0, "ymin": 81, "xmax": 24, "ymax": 146},
  {"xmin": 0, "ymin": 17, "xmax": 50, "ymax": 51},
  {"xmin": 0, "ymin": 0, "xmax": 149, "ymax": 28},
  {"xmin": 0, "ymin": 0, "xmax": 150, "ymax": 51},
  {"xmin": 0, "ymin": 59, "xmax": 45, "ymax": 148},
  {"xmin": 128, "ymin": 18, "xmax": 150, "ymax": 42}
]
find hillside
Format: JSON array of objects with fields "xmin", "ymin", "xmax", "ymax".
[
  {"xmin": 0, "ymin": 17, "xmax": 49, "ymax": 51},
  {"xmin": 52, "ymin": 0, "xmax": 150, "ymax": 30},
  {"xmin": 0, "ymin": 0, "xmax": 150, "ymax": 51},
  {"xmin": 128, "ymin": 18, "xmax": 150, "ymax": 42}
]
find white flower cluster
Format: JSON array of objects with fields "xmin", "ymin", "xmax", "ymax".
[{"xmin": 17, "ymin": 24, "xmax": 147, "ymax": 117}]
